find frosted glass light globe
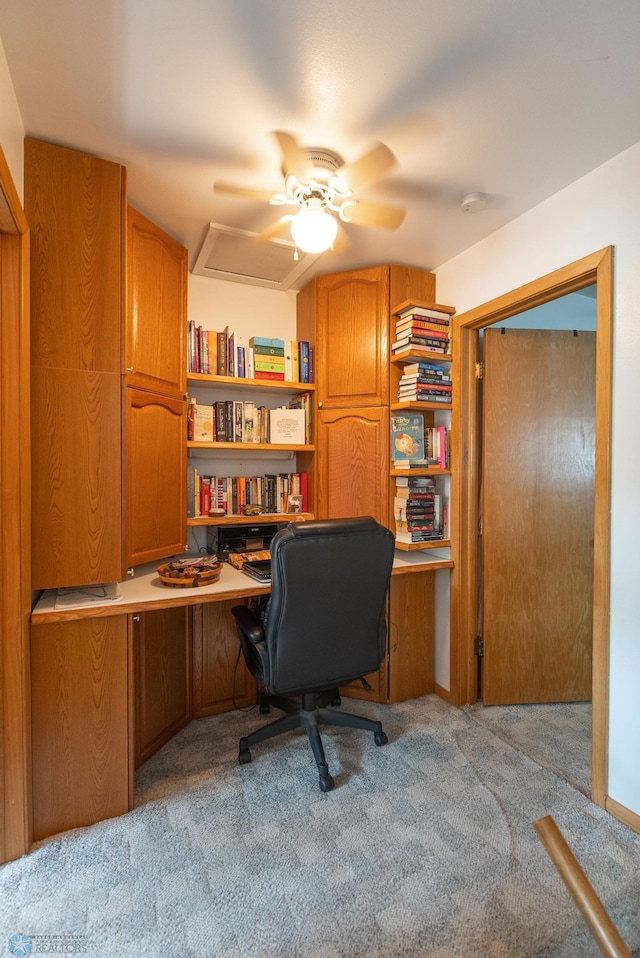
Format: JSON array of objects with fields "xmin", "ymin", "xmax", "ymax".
[{"xmin": 290, "ymin": 203, "xmax": 338, "ymax": 253}]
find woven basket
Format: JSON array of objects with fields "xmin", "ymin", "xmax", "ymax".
[{"xmin": 157, "ymin": 560, "xmax": 222, "ymax": 589}]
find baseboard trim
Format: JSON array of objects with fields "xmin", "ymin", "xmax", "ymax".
[
  {"xmin": 606, "ymin": 796, "xmax": 640, "ymax": 834},
  {"xmin": 434, "ymin": 684, "xmax": 450, "ymax": 703}
]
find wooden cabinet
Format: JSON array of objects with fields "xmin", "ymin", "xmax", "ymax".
[
  {"xmin": 124, "ymin": 387, "xmax": 187, "ymax": 567},
  {"xmin": 192, "ymin": 601, "xmax": 257, "ymax": 715},
  {"xmin": 298, "ymin": 264, "xmax": 440, "ymax": 703},
  {"xmin": 388, "ymin": 571, "xmax": 435, "ymax": 701},
  {"xmin": 31, "ymin": 616, "xmax": 131, "ymax": 841},
  {"xmin": 26, "ymin": 139, "xmax": 188, "ymax": 587},
  {"xmin": 126, "ymin": 206, "xmax": 187, "ymax": 400},
  {"xmin": 315, "ymin": 406, "xmax": 388, "ymax": 525},
  {"xmin": 26, "ymin": 137, "xmax": 126, "ymax": 588},
  {"xmin": 133, "ymin": 607, "xmax": 191, "ymax": 768}
]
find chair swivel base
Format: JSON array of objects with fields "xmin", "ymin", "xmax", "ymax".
[{"xmin": 238, "ymin": 692, "xmax": 388, "ymax": 792}]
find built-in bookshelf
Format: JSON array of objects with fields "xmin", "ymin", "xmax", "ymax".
[
  {"xmin": 186, "ymin": 370, "xmax": 315, "ymax": 528},
  {"xmin": 389, "ymin": 300, "xmax": 455, "ymax": 552}
]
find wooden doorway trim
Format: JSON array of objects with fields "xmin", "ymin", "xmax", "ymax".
[
  {"xmin": 449, "ymin": 247, "xmax": 613, "ymax": 808},
  {"xmin": 0, "ymin": 144, "xmax": 32, "ymax": 861}
]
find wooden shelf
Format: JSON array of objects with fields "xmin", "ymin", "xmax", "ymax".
[
  {"xmin": 187, "ymin": 441, "xmax": 315, "ymax": 452},
  {"xmin": 391, "ymin": 401, "xmax": 452, "ymax": 412},
  {"xmin": 391, "ymin": 299, "xmax": 456, "ymax": 318},
  {"xmin": 391, "ymin": 348, "xmax": 452, "ymax": 364},
  {"xmin": 391, "ymin": 468, "xmax": 451, "ymax": 478},
  {"xmin": 187, "ymin": 372, "xmax": 315, "ymax": 392},
  {"xmin": 187, "ymin": 513, "xmax": 313, "ymax": 527},
  {"xmin": 394, "ymin": 539, "xmax": 451, "ymax": 552}
]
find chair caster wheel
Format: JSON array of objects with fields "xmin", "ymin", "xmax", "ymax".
[
  {"xmin": 259, "ymin": 694, "xmax": 270, "ymax": 714},
  {"xmin": 318, "ymin": 773, "xmax": 335, "ymax": 792},
  {"xmin": 238, "ymin": 739, "xmax": 252, "ymax": 764},
  {"xmin": 374, "ymin": 731, "xmax": 388, "ymax": 746}
]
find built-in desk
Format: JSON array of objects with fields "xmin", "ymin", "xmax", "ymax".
[{"xmin": 30, "ymin": 551, "xmax": 453, "ymax": 841}]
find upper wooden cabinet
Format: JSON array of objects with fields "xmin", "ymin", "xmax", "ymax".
[
  {"xmin": 26, "ymin": 138, "xmax": 123, "ymax": 375},
  {"xmin": 26, "ymin": 140, "xmax": 188, "ymax": 589},
  {"xmin": 297, "ymin": 265, "xmax": 436, "ymax": 410},
  {"xmin": 298, "ymin": 266, "xmax": 389, "ymax": 408},
  {"xmin": 26, "ymin": 138, "xmax": 125, "ymax": 588},
  {"xmin": 126, "ymin": 207, "xmax": 187, "ymax": 400},
  {"xmin": 124, "ymin": 387, "xmax": 187, "ymax": 567}
]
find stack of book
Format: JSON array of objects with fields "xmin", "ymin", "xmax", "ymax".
[
  {"xmin": 398, "ymin": 360, "xmax": 452, "ymax": 405},
  {"xmin": 251, "ymin": 336, "xmax": 286, "ymax": 381},
  {"xmin": 187, "ymin": 322, "xmax": 314, "ymax": 384},
  {"xmin": 394, "ymin": 475, "xmax": 448, "ymax": 544},
  {"xmin": 187, "ymin": 469, "xmax": 308, "ymax": 518},
  {"xmin": 391, "ymin": 304, "xmax": 451, "ymax": 356}
]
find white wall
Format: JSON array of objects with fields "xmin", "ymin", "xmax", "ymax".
[
  {"xmin": 0, "ymin": 34, "xmax": 25, "ymax": 198},
  {"xmin": 435, "ymin": 139, "xmax": 640, "ymax": 816}
]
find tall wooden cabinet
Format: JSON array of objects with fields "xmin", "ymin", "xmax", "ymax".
[
  {"xmin": 297, "ymin": 264, "xmax": 435, "ymax": 525},
  {"xmin": 297, "ymin": 264, "xmax": 440, "ymax": 703},
  {"xmin": 26, "ymin": 139, "xmax": 187, "ymax": 588}
]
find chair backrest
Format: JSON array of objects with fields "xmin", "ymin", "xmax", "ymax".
[{"xmin": 263, "ymin": 516, "xmax": 395, "ymax": 695}]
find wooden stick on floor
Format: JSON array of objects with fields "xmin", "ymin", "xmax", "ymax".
[{"xmin": 533, "ymin": 815, "xmax": 632, "ymax": 958}]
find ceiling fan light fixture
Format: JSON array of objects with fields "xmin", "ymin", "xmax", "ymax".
[{"xmin": 290, "ymin": 199, "xmax": 338, "ymax": 253}]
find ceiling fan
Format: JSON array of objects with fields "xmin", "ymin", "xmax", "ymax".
[{"xmin": 214, "ymin": 131, "xmax": 406, "ymax": 255}]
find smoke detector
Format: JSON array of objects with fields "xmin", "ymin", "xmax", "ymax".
[{"xmin": 461, "ymin": 192, "xmax": 487, "ymax": 213}]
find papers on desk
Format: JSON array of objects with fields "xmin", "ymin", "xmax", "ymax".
[{"xmin": 54, "ymin": 582, "xmax": 123, "ymax": 610}]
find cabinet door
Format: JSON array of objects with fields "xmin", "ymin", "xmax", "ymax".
[
  {"xmin": 192, "ymin": 602, "xmax": 257, "ymax": 715},
  {"xmin": 133, "ymin": 606, "xmax": 191, "ymax": 768},
  {"xmin": 313, "ymin": 266, "xmax": 389, "ymax": 408},
  {"xmin": 31, "ymin": 616, "xmax": 130, "ymax": 841},
  {"xmin": 126, "ymin": 206, "xmax": 187, "ymax": 400},
  {"xmin": 388, "ymin": 571, "xmax": 435, "ymax": 702},
  {"xmin": 25, "ymin": 138, "xmax": 123, "ymax": 375},
  {"xmin": 31, "ymin": 367, "xmax": 124, "ymax": 589},
  {"xmin": 124, "ymin": 387, "xmax": 187, "ymax": 567},
  {"xmin": 315, "ymin": 406, "xmax": 389, "ymax": 526}
]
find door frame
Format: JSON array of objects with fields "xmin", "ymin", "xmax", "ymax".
[
  {"xmin": 448, "ymin": 247, "xmax": 613, "ymax": 808},
  {"xmin": 0, "ymin": 144, "xmax": 32, "ymax": 861}
]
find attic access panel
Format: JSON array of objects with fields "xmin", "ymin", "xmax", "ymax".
[{"xmin": 192, "ymin": 223, "xmax": 320, "ymax": 290}]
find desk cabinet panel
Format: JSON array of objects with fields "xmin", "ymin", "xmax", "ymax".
[
  {"xmin": 388, "ymin": 572, "xmax": 435, "ymax": 702},
  {"xmin": 133, "ymin": 607, "xmax": 191, "ymax": 768},
  {"xmin": 31, "ymin": 616, "xmax": 130, "ymax": 841},
  {"xmin": 192, "ymin": 601, "xmax": 257, "ymax": 715}
]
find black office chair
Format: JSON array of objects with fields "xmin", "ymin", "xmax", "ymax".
[{"xmin": 230, "ymin": 516, "xmax": 395, "ymax": 791}]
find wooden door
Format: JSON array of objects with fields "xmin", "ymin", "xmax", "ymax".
[
  {"xmin": 134, "ymin": 606, "xmax": 191, "ymax": 767},
  {"xmin": 315, "ymin": 406, "xmax": 389, "ymax": 526},
  {"xmin": 31, "ymin": 616, "xmax": 130, "ymax": 841},
  {"xmin": 481, "ymin": 328, "xmax": 596, "ymax": 704},
  {"xmin": 126, "ymin": 206, "xmax": 187, "ymax": 400},
  {"xmin": 311, "ymin": 266, "xmax": 390, "ymax": 408},
  {"xmin": 124, "ymin": 386, "xmax": 187, "ymax": 567},
  {"xmin": 192, "ymin": 602, "xmax": 257, "ymax": 715}
]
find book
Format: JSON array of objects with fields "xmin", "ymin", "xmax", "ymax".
[
  {"xmin": 392, "ymin": 336, "xmax": 450, "ymax": 352},
  {"xmin": 390, "ymin": 414, "xmax": 425, "ymax": 462},
  {"xmin": 243, "ymin": 400, "xmax": 256, "ymax": 443},
  {"xmin": 250, "ymin": 336, "xmax": 285, "ymax": 349},
  {"xmin": 253, "ymin": 344, "xmax": 285, "ymax": 356},
  {"xmin": 395, "ymin": 322, "xmax": 449, "ymax": 338},
  {"xmin": 401, "ymin": 361, "xmax": 448, "ymax": 376},
  {"xmin": 269, "ymin": 407, "xmax": 306, "ymax": 445},
  {"xmin": 234, "ymin": 401, "xmax": 244, "ymax": 442},
  {"xmin": 254, "ymin": 358, "xmax": 286, "ymax": 373},
  {"xmin": 217, "ymin": 330, "xmax": 228, "ymax": 375},
  {"xmin": 397, "ymin": 304, "xmax": 453, "ymax": 322},
  {"xmin": 298, "ymin": 341, "xmax": 310, "ymax": 383},
  {"xmin": 193, "ymin": 403, "xmax": 214, "ymax": 442}
]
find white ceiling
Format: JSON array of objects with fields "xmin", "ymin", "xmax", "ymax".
[{"xmin": 2, "ymin": 0, "xmax": 640, "ymax": 288}]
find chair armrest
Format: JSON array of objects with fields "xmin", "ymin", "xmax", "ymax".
[{"xmin": 230, "ymin": 605, "xmax": 265, "ymax": 645}]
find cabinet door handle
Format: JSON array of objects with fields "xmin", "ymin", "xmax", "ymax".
[
  {"xmin": 126, "ymin": 366, "xmax": 134, "ymax": 372},
  {"xmin": 318, "ymin": 400, "xmax": 323, "ymax": 408},
  {"xmin": 132, "ymin": 614, "xmax": 140, "ymax": 622}
]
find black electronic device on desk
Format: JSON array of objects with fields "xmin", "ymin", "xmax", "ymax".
[
  {"xmin": 241, "ymin": 559, "xmax": 272, "ymax": 583},
  {"xmin": 207, "ymin": 522, "xmax": 287, "ymax": 562}
]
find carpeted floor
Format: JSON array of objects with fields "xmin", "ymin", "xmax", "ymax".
[{"xmin": 1, "ymin": 695, "xmax": 638, "ymax": 958}]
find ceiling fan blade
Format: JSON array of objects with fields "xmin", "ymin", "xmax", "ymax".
[
  {"xmin": 253, "ymin": 215, "xmax": 295, "ymax": 244},
  {"xmin": 344, "ymin": 199, "xmax": 406, "ymax": 231},
  {"xmin": 336, "ymin": 141, "xmax": 397, "ymax": 193},
  {"xmin": 272, "ymin": 130, "xmax": 309, "ymax": 182},
  {"xmin": 214, "ymin": 181, "xmax": 276, "ymax": 204}
]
